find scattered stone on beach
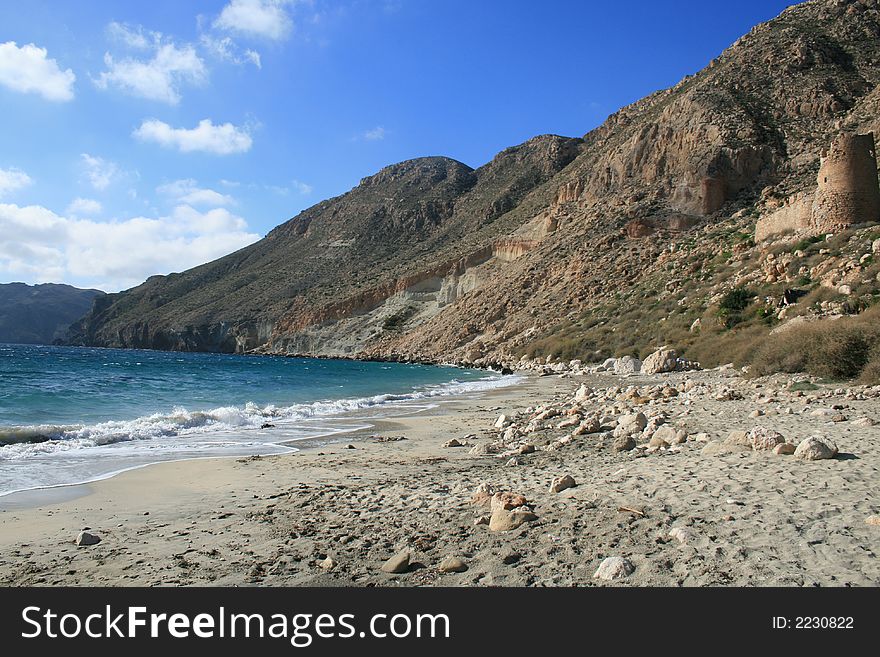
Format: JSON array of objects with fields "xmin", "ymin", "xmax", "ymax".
[
  {"xmin": 593, "ymin": 557, "xmax": 634, "ymax": 581},
  {"xmin": 489, "ymin": 507, "xmax": 537, "ymax": 532},
  {"xmin": 380, "ymin": 550, "xmax": 411, "ymax": 574},
  {"xmin": 749, "ymin": 426, "xmax": 786, "ymax": 451},
  {"xmin": 641, "ymin": 348, "xmax": 678, "ymax": 374},
  {"xmin": 572, "ymin": 417, "xmax": 601, "ymax": 435},
  {"xmin": 852, "ymin": 417, "xmax": 875, "ymax": 427},
  {"xmin": 794, "ymin": 436, "xmax": 839, "ymax": 461},
  {"xmin": 574, "ymin": 384, "xmax": 593, "ymax": 402},
  {"xmin": 438, "ymin": 556, "xmax": 468, "ymax": 573},
  {"xmin": 474, "ymin": 515, "xmax": 490, "ymax": 526},
  {"xmin": 866, "ymin": 515, "xmax": 880, "ymax": 526},
  {"xmin": 494, "ymin": 415, "xmax": 511, "ymax": 429},
  {"xmin": 691, "ymin": 432, "xmax": 711, "ymax": 443},
  {"xmin": 773, "ymin": 443, "xmax": 796, "ymax": 455},
  {"xmin": 616, "ymin": 413, "xmax": 648, "ymax": 436},
  {"xmin": 471, "ymin": 483, "xmax": 496, "ymax": 506},
  {"xmin": 373, "ymin": 435, "xmax": 406, "ymax": 443},
  {"xmin": 75, "ymin": 531, "xmax": 101, "ymax": 547},
  {"xmin": 549, "ymin": 474, "xmax": 576, "ymax": 493},
  {"xmin": 749, "ymin": 409, "xmax": 765, "ymax": 418},
  {"xmin": 726, "ymin": 430, "xmax": 753, "ymax": 448},
  {"xmin": 442, "ymin": 438, "xmax": 466, "ymax": 448},
  {"xmin": 613, "ymin": 434, "xmax": 636, "ymax": 452},
  {"xmin": 668, "ymin": 527, "xmax": 697, "ymax": 545},
  {"xmin": 490, "ymin": 491, "xmax": 528, "ymax": 512},
  {"xmin": 319, "ymin": 557, "xmax": 337, "ymax": 570},
  {"xmin": 613, "ymin": 356, "xmax": 642, "ymax": 375},
  {"xmin": 346, "ymin": 444, "xmax": 356, "ymax": 449},
  {"xmin": 518, "ymin": 444, "xmax": 536, "ymax": 454}
]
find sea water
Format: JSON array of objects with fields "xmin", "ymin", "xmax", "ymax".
[{"xmin": 0, "ymin": 344, "xmax": 517, "ymax": 496}]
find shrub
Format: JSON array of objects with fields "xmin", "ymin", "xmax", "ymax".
[{"xmin": 718, "ymin": 287, "xmax": 754, "ymax": 315}]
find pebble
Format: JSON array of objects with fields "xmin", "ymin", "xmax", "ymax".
[
  {"xmin": 438, "ymin": 556, "xmax": 468, "ymax": 573},
  {"xmin": 380, "ymin": 550, "xmax": 411, "ymax": 574},
  {"xmin": 593, "ymin": 557, "xmax": 634, "ymax": 581},
  {"xmin": 549, "ymin": 474, "xmax": 576, "ymax": 494},
  {"xmin": 75, "ymin": 531, "xmax": 101, "ymax": 547}
]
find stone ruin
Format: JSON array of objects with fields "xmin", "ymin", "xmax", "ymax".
[{"xmin": 756, "ymin": 131, "xmax": 880, "ymax": 241}]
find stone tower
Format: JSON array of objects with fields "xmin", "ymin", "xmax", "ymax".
[{"xmin": 811, "ymin": 132, "xmax": 880, "ymax": 233}]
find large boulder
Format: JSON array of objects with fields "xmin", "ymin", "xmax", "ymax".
[
  {"xmin": 748, "ymin": 426, "xmax": 786, "ymax": 451},
  {"xmin": 614, "ymin": 356, "xmax": 642, "ymax": 375},
  {"xmin": 794, "ymin": 436, "xmax": 839, "ymax": 461},
  {"xmin": 642, "ymin": 348, "xmax": 679, "ymax": 374}
]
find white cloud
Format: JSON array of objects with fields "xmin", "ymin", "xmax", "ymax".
[
  {"xmin": 291, "ymin": 179, "xmax": 312, "ymax": 195},
  {"xmin": 363, "ymin": 126, "xmax": 386, "ymax": 141},
  {"xmin": 0, "ymin": 202, "xmax": 259, "ymax": 291},
  {"xmin": 0, "ymin": 167, "xmax": 33, "ymax": 197},
  {"xmin": 0, "ymin": 41, "xmax": 75, "ymax": 102},
  {"xmin": 200, "ymin": 34, "xmax": 262, "ymax": 69},
  {"xmin": 133, "ymin": 118, "xmax": 253, "ymax": 155},
  {"xmin": 106, "ymin": 22, "xmax": 156, "ymax": 50},
  {"xmin": 214, "ymin": 0, "xmax": 294, "ymax": 41},
  {"xmin": 80, "ymin": 154, "xmax": 120, "ymax": 191},
  {"xmin": 157, "ymin": 179, "xmax": 235, "ymax": 207},
  {"xmin": 95, "ymin": 39, "xmax": 206, "ymax": 105},
  {"xmin": 66, "ymin": 198, "xmax": 102, "ymax": 216}
]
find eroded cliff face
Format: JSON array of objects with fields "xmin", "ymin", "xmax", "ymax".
[{"xmin": 69, "ymin": 0, "xmax": 880, "ymax": 365}]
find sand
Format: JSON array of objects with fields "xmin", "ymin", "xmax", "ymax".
[{"xmin": 1, "ymin": 368, "xmax": 878, "ymax": 587}]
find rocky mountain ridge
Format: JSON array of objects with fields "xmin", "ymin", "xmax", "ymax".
[{"xmin": 69, "ymin": 0, "xmax": 880, "ymax": 374}]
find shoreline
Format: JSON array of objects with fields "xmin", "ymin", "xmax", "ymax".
[{"xmin": 2, "ymin": 368, "xmax": 878, "ymax": 587}]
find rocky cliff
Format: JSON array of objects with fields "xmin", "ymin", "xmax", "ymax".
[
  {"xmin": 69, "ymin": 0, "xmax": 880, "ymax": 369},
  {"xmin": 0, "ymin": 283, "xmax": 104, "ymax": 345}
]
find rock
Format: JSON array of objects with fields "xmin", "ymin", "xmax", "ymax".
[
  {"xmin": 518, "ymin": 444, "xmax": 536, "ymax": 454},
  {"xmin": 613, "ymin": 356, "xmax": 642, "ymax": 375},
  {"xmin": 650, "ymin": 425, "xmax": 685, "ymax": 445},
  {"xmin": 648, "ymin": 435, "xmax": 669, "ymax": 449},
  {"xmin": 617, "ymin": 412, "xmax": 648, "ymax": 435},
  {"xmin": 438, "ymin": 556, "xmax": 468, "ymax": 573},
  {"xmin": 75, "ymin": 531, "xmax": 101, "ymax": 547},
  {"xmin": 572, "ymin": 417, "xmax": 600, "ymax": 435},
  {"xmin": 773, "ymin": 443, "xmax": 796, "ymax": 455},
  {"xmin": 474, "ymin": 515, "xmax": 490, "ymax": 526},
  {"xmin": 593, "ymin": 556, "xmax": 634, "ymax": 581},
  {"xmin": 725, "ymin": 430, "xmax": 753, "ymax": 448},
  {"xmin": 490, "ymin": 491, "xmax": 528, "ymax": 512},
  {"xmin": 380, "ymin": 550, "xmax": 411, "ymax": 574},
  {"xmin": 838, "ymin": 284, "xmax": 852, "ymax": 296},
  {"xmin": 574, "ymin": 384, "xmax": 593, "ymax": 402},
  {"xmin": 319, "ymin": 557, "xmax": 337, "ymax": 570},
  {"xmin": 690, "ymin": 318, "xmax": 702, "ymax": 332},
  {"xmin": 691, "ymin": 432, "xmax": 711, "ymax": 443},
  {"xmin": 748, "ymin": 426, "xmax": 785, "ymax": 451},
  {"xmin": 346, "ymin": 444, "xmax": 356, "ymax": 449},
  {"xmin": 470, "ymin": 482, "xmax": 496, "ymax": 506},
  {"xmin": 794, "ymin": 436, "xmax": 839, "ymax": 460},
  {"xmin": 749, "ymin": 409, "xmax": 765, "ymax": 418},
  {"xmin": 852, "ymin": 417, "xmax": 875, "ymax": 427},
  {"xmin": 549, "ymin": 474, "xmax": 576, "ymax": 493},
  {"xmin": 442, "ymin": 438, "xmax": 465, "ymax": 448},
  {"xmin": 469, "ymin": 442, "xmax": 496, "ymax": 456},
  {"xmin": 668, "ymin": 527, "xmax": 697, "ymax": 545},
  {"xmin": 702, "ymin": 441, "xmax": 749, "ymax": 456},
  {"xmin": 866, "ymin": 515, "xmax": 880, "ymax": 526},
  {"xmin": 613, "ymin": 434, "xmax": 636, "ymax": 452},
  {"xmin": 489, "ymin": 507, "xmax": 538, "ymax": 532},
  {"xmin": 642, "ymin": 348, "xmax": 678, "ymax": 374},
  {"xmin": 494, "ymin": 414, "xmax": 511, "ymax": 429}
]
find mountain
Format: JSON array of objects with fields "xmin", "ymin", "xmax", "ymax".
[
  {"xmin": 69, "ymin": 0, "xmax": 880, "ymax": 370},
  {"xmin": 0, "ymin": 283, "xmax": 105, "ymax": 345}
]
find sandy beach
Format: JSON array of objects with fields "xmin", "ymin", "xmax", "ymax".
[{"xmin": 1, "ymin": 367, "xmax": 878, "ymax": 587}]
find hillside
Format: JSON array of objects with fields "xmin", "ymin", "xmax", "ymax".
[
  {"xmin": 69, "ymin": 0, "xmax": 880, "ymax": 376},
  {"xmin": 0, "ymin": 283, "xmax": 104, "ymax": 345}
]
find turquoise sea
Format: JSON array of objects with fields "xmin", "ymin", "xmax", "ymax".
[{"xmin": 0, "ymin": 344, "xmax": 515, "ymax": 496}]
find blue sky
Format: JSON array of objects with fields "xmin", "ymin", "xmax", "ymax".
[{"xmin": 0, "ymin": 0, "xmax": 795, "ymax": 291}]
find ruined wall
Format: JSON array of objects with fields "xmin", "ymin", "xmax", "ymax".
[
  {"xmin": 755, "ymin": 192, "xmax": 813, "ymax": 241},
  {"xmin": 756, "ymin": 132, "xmax": 880, "ymax": 241},
  {"xmin": 811, "ymin": 132, "xmax": 880, "ymax": 232}
]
